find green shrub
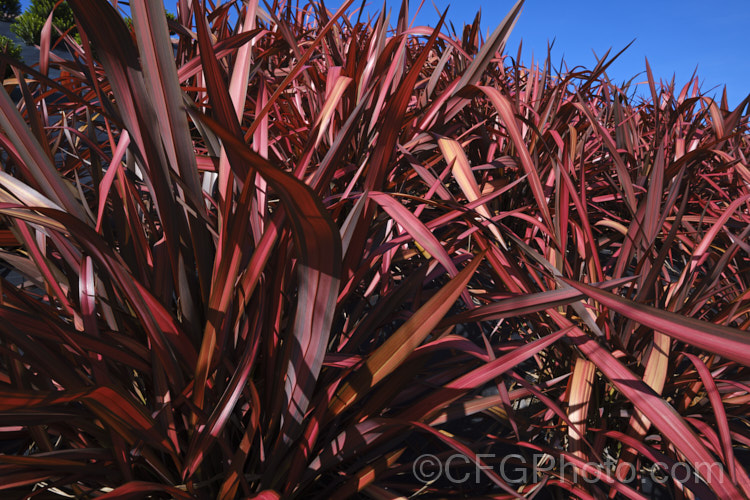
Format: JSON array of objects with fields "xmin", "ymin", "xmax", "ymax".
[
  {"xmin": 0, "ymin": 0, "xmax": 21, "ymax": 20},
  {"xmin": 0, "ymin": 34, "xmax": 20, "ymax": 78},
  {"xmin": 10, "ymin": 13, "xmax": 44, "ymax": 45},
  {"xmin": 10, "ymin": 0, "xmax": 75, "ymax": 45},
  {"xmin": 0, "ymin": 35, "xmax": 20, "ymax": 58}
]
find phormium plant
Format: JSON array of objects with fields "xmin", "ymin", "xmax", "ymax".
[{"xmin": 0, "ymin": 0, "xmax": 749, "ymax": 498}]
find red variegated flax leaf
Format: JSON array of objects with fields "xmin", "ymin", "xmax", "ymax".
[{"xmin": 0, "ymin": 0, "xmax": 748, "ymax": 497}]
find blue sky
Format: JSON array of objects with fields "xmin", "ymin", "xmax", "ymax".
[
  {"xmin": 18, "ymin": 0, "xmax": 748, "ymax": 107},
  {"xmin": 333, "ymin": 0, "xmax": 748, "ymax": 107}
]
